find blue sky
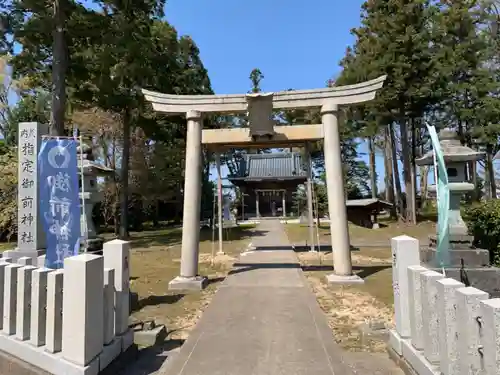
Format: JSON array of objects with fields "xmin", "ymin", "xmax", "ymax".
[
  {"xmin": 6, "ymin": 0, "xmax": 394, "ymax": 192},
  {"xmin": 163, "ymin": 0, "xmax": 390, "ymax": 192}
]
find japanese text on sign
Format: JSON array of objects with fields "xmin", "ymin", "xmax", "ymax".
[
  {"xmin": 39, "ymin": 139, "xmax": 81, "ymax": 269},
  {"xmin": 18, "ymin": 126, "xmax": 37, "ymax": 247}
]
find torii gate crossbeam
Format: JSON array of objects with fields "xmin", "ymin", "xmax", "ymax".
[{"xmin": 142, "ymin": 75, "xmax": 386, "ymax": 290}]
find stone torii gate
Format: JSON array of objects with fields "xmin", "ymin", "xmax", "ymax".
[{"xmin": 142, "ymin": 75, "xmax": 386, "ymax": 290}]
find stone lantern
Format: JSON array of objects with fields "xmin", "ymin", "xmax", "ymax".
[
  {"xmin": 77, "ymin": 143, "xmax": 115, "ymax": 253},
  {"xmin": 416, "ymin": 128, "xmax": 500, "ymax": 296},
  {"xmin": 417, "ymin": 128, "xmax": 484, "ymax": 238}
]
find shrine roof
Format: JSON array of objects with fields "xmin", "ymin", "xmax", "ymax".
[
  {"xmin": 345, "ymin": 198, "xmax": 393, "ymax": 208},
  {"xmin": 228, "ymin": 152, "xmax": 307, "ymax": 182}
]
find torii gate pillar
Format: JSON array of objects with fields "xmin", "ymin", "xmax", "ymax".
[
  {"xmin": 169, "ymin": 110, "xmax": 208, "ymax": 290},
  {"xmin": 322, "ymin": 103, "xmax": 361, "ymax": 283},
  {"xmin": 142, "ymin": 75, "xmax": 386, "ymax": 290}
]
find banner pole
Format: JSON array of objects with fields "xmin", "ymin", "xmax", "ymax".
[{"xmin": 433, "ymin": 143, "xmax": 439, "ymax": 209}]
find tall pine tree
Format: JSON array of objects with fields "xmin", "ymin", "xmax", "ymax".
[{"xmin": 344, "ymin": 0, "xmax": 439, "ymax": 223}]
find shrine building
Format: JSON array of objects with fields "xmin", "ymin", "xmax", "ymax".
[{"xmin": 228, "ymin": 152, "xmax": 306, "ymax": 218}]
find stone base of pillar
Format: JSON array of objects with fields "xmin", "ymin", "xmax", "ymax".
[
  {"xmin": 216, "ymin": 251, "xmax": 226, "ymax": 256},
  {"xmin": 388, "ymin": 329, "xmax": 403, "ymax": 355},
  {"xmin": 168, "ymin": 276, "xmax": 208, "ymax": 291},
  {"xmin": 387, "ymin": 334, "xmax": 438, "ymax": 375},
  {"xmin": 326, "ymin": 273, "xmax": 364, "ymax": 285}
]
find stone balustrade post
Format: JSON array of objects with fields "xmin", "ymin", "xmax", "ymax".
[
  {"xmin": 407, "ymin": 265, "xmax": 427, "ymax": 350},
  {"xmin": 103, "ymin": 240, "xmax": 130, "ymax": 336},
  {"xmin": 46, "ymin": 269, "xmax": 63, "ymax": 353},
  {"xmin": 62, "ymin": 254, "xmax": 104, "ymax": 366},
  {"xmin": 0, "ymin": 262, "xmax": 10, "ymax": 330},
  {"xmin": 393, "ymin": 236, "xmax": 421, "ymax": 338},
  {"xmin": 481, "ymin": 298, "xmax": 500, "ymax": 375},
  {"xmin": 30, "ymin": 268, "xmax": 51, "ymax": 346},
  {"xmin": 436, "ymin": 278, "xmax": 464, "ymax": 375},
  {"xmin": 16, "ymin": 265, "xmax": 36, "ymax": 340},
  {"xmin": 4, "ymin": 263, "xmax": 22, "ymax": 335},
  {"xmin": 421, "ymin": 270, "xmax": 444, "ymax": 364},
  {"xmin": 389, "ymin": 235, "xmax": 421, "ymax": 355},
  {"xmin": 456, "ymin": 287, "xmax": 489, "ymax": 375},
  {"xmin": 18, "ymin": 257, "xmax": 33, "ymax": 266},
  {"xmin": 103, "ymin": 268, "xmax": 115, "ymax": 345},
  {"xmin": 37, "ymin": 255, "xmax": 46, "ymax": 268}
]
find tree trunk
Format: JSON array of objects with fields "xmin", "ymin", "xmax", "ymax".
[
  {"xmin": 485, "ymin": 160, "xmax": 491, "ymax": 200},
  {"xmin": 50, "ymin": 0, "xmax": 67, "ymax": 136},
  {"xmin": 390, "ymin": 123, "xmax": 403, "ymax": 219},
  {"xmin": 174, "ymin": 182, "xmax": 182, "ymax": 223},
  {"xmin": 152, "ymin": 200, "xmax": 159, "ymax": 228},
  {"xmin": 400, "ymin": 114, "xmax": 415, "ymax": 224},
  {"xmin": 383, "ymin": 150, "xmax": 391, "ymax": 202},
  {"xmin": 419, "ymin": 139, "xmax": 428, "ymax": 209},
  {"xmin": 119, "ymin": 109, "xmax": 131, "ymax": 239},
  {"xmin": 471, "ymin": 161, "xmax": 479, "ymax": 201},
  {"xmin": 410, "ymin": 119, "xmax": 418, "ymax": 221},
  {"xmin": 384, "ymin": 125, "xmax": 396, "ymax": 217},
  {"xmin": 368, "ymin": 136, "xmax": 377, "ymax": 198},
  {"xmin": 111, "ymin": 137, "xmax": 120, "ymax": 235},
  {"xmin": 419, "ymin": 166, "xmax": 429, "ymax": 208},
  {"xmin": 487, "ymin": 144, "xmax": 497, "ymax": 199}
]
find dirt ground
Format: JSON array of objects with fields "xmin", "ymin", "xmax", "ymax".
[
  {"xmin": 127, "ymin": 220, "xmax": 431, "ymax": 352},
  {"xmin": 285, "ymin": 221, "xmax": 435, "ymax": 352},
  {"xmin": 127, "ymin": 225, "xmax": 254, "ymax": 341},
  {"xmin": 296, "ymin": 249, "xmax": 393, "ymax": 352}
]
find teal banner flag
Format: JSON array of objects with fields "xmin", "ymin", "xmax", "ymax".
[{"xmin": 425, "ymin": 123, "xmax": 450, "ymax": 267}]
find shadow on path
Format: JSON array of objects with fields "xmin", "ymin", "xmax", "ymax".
[
  {"xmin": 301, "ymin": 264, "xmax": 391, "ymax": 279},
  {"xmin": 118, "ymin": 339, "xmax": 185, "ymax": 375},
  {"xmin": 228, "ymin": 262, "xmax": 300, "ymax": 277},
  {"xmin": 228, "ymin": 262, "xmax": 391, "ymax": 280},
  {"xmin": 355, "ymin": 264, "xmax": 392, "ymax": 279},
  {"xmin": 131, "ymin": 294, "xmax": 185, "ymax": 313},
  {"xmin": 132, "ymin": 227, "xmax": 269, "ymax": 250},
  {"xmin": 253, "ymin": 245, "xmax": 361, "ymax": 252}
]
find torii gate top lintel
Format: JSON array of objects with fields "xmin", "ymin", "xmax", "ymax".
[
  {"xmin": 141, "ymin": 75, "xmax": 386, "ymax": 115},
  {"xmin": 147, "ymin": 75, "xmax": 387, "ymax": 285}
]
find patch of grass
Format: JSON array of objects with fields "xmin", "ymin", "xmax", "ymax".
[
  {"xmin": 0, "ymin": 242, "xmax": 14, "ymax": 252},
  {"xmin": 348, "ymin": 221, "xmax": 435, "ymax": 244},
  {"xmin": 129, "ymin": 225, "xmax": 252, "ymax": 341},
  {"xmin": 352, "ymin": 267, "xmax": 393, "ymax": 306},
  {"xmin": 353, "ymin": 246, "xmax": 391, "ymax": 260},
  {"xmin": 103, "ymin": 223, "xmax": 257, "ymax": 250},
  {"xmin": 285, "ymin": 223, "xmax": 330, "ymax": 244},
  {"xmin": 285, "ymin": 220, "xmax": 435, "ymax": 247}
]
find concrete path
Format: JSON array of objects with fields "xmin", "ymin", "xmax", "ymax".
[{"xmin": 158, "ymin": 219, "xmax": 401, "ymax": 375}]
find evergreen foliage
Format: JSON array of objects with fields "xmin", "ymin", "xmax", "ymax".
[{"xmin": 1, "ymin": 0, "xmax": 500, "ymax": 237}]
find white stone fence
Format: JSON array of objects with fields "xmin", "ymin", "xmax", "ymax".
[
  {"xmin": 0, "ymin": 239, "xmax": 132, "ymax": 375},
  {"xmin": 389, "ymin": 235, "xmax": 500, "ymax": 375}
]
